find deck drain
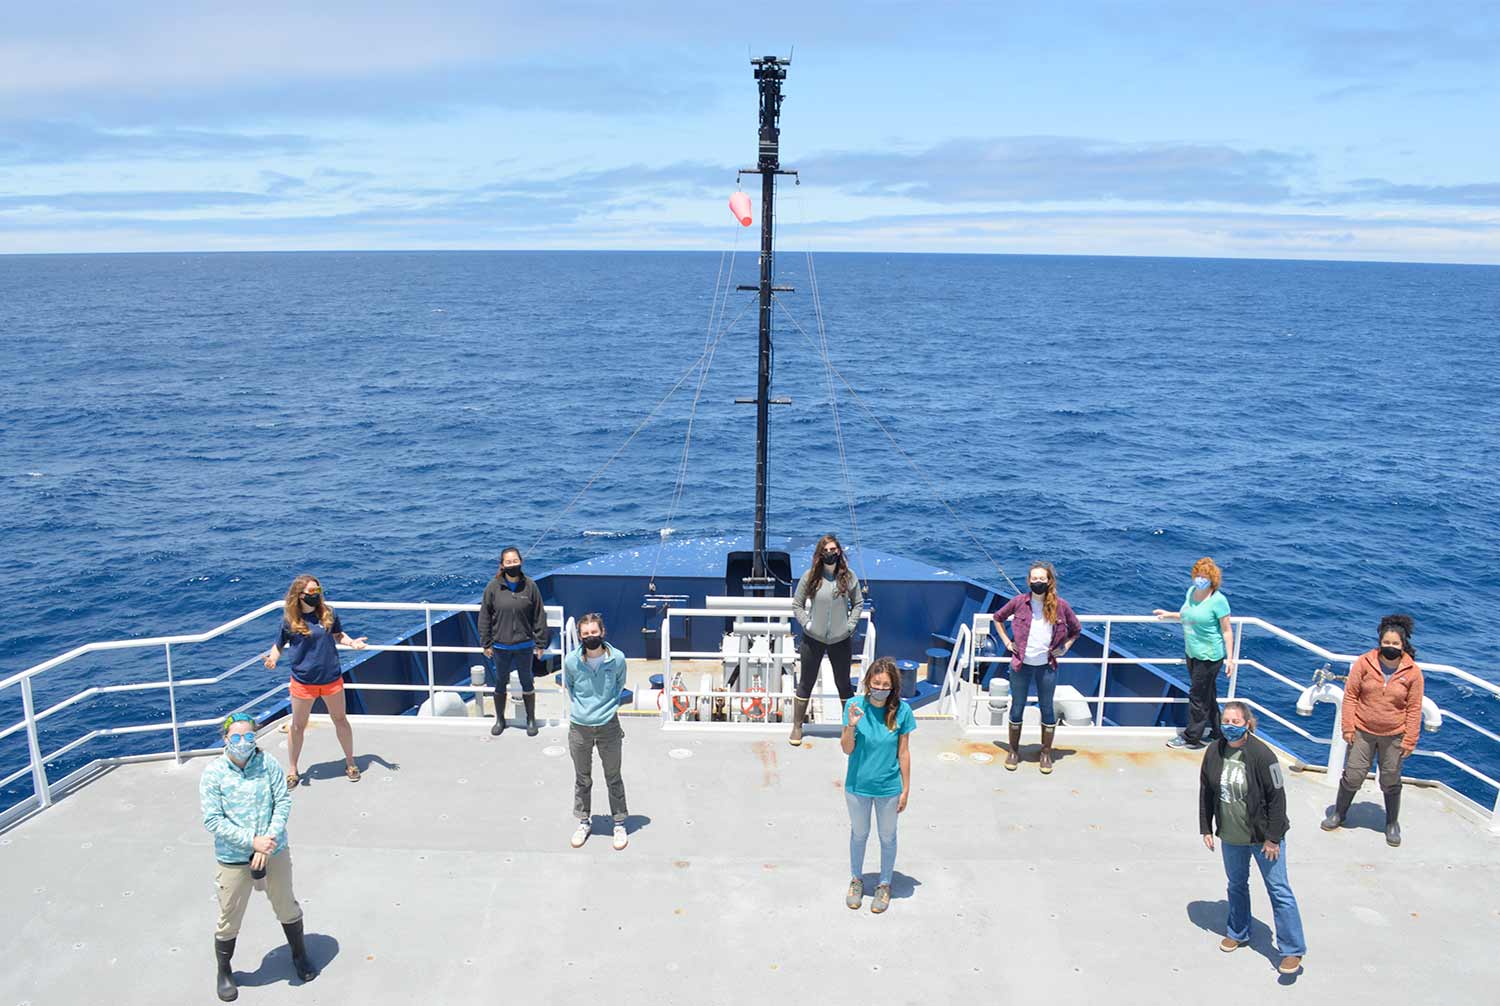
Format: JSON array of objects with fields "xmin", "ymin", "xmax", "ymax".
[
  {"xmin": 969, "ymin": 752, "xmax": 994, "ymax": 764},
  {"xmin": 543, "ymin": 746, "xmax": 566, "ymax": 758},
  {"xmin": 457, "ymin": 778, "xmax": 469, "ymax": 785},
  {"xmin": 938, "ymin": 752, "xmax": 960, "ymax": 763},
  {"xmin": 668, "ymin": 749, "xmax": 693, "ymax": 760}
]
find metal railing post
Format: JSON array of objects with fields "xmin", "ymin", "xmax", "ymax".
[
  {"xmin": 1492, "ymin": 789, "xmax": 1500, "ymax": 835},
  {"xmin": 1226, "ymin": 619, "xmax": 1243, "ymax": 700},
  {"xmin": 423, "ymin": 603, "xmax": 436, "ymax": 709},
  {"xmin": 164, "ymin": 643, "xmax": 182, "ymax": 764},
  {"xmin": 20, "ymin": 677, "xmax": 52, "ymax": 809},
  {"xmin": 660, "ymin": 612, "xmax": 673, "ymax": 725},
  {"xmin": 1323, "ymin": 692, "xmax": 1348, "ymax": 787},
  {"xmin": 1093, "ymin": 620, "xmax": 1112, "ymax": 727}
]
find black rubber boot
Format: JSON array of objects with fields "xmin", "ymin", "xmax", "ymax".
[
  {"xmin": 1384, "ymin": 787, "xmax": 1402, "ymax": 847},
  {"xmin": 1004, "ymin": 721, "xmax": 1022, "ymax": 771},
  {"xmin": 1039, "ymin": 725, "xmax": 1056, "ymax": 775},
  {"xmin": 214, "ymin": 937, "xmax": 238, "ymax": 1002},
  {"xmin": 523, "ymin": 693, "xmax": 539, "ymax": 737},
  {"xmin": 1321, "ymin": 782, "xmax": 1356, "ymax": 830},
  {"xmin": 282, "ymin": 918, "xmax": 319, "ymax": 982},
  {"xmin": 491, "ymin": 692, "xmax": 507, "ymax": 736}
]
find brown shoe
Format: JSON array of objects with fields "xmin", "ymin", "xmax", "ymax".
[
  {"xmin": 1004, "ymin": 721, "xmax": 1022, "ymax": 771},
  {"xmin": 1278, "ymin": 955, "xmax": 1302, "ymax": 974},
  {"xmin": 1219, "ymin": 937, "xmax": 1244, "ymax": 953},
  {"xmin": 1039, "ymin": 725, "xmax": 1056, "ymax": 774}
]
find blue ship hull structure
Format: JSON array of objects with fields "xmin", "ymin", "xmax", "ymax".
[{"xmin": 318, "ymin": 537, "xmax": 1185, "ymax": 729}]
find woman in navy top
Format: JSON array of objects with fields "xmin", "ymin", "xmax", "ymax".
[{"xmin": 264, "ymin": 574, "xmax": 367, "ymax": 786}]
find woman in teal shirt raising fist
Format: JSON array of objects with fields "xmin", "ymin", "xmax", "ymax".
[
  {"xmin": 841, "ymin": 656, "xmax": 915, "ymax": 915},
  {"xmin": 1156, "ymin": 557, "xmax": 1237, "ymax": 749}
]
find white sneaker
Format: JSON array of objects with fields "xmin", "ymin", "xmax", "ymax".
[
  {"xmin": 612, "ymin": 825, "xmax": 628, "ymax": 851},
  {"xmin": 570, "ymin": 821, "xmax": 591, "ymax": 848}
]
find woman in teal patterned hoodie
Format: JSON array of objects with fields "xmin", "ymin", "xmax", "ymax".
[{"xmin": 200, "ymin": 713, "xmax": 318, "ymax": 1001}]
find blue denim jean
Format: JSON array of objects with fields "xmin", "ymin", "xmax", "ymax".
[
  {"xmin": 1007, "ymin": 661, "xmax": 1057, "ymax": 726},
  {"xmin": 1221, "ymin": 837, "xmax": 1307, "ymax": 957},
  {"xmin": 487, "ymin": 647, "xmax": 535, "ymax": 694},
  {"xmin": 846, "ymin": 791, "xmax": 899, "ymax": 886}
]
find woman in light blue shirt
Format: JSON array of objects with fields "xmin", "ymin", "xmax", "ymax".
[
  {"xmin": 1155, "ymin": 557, "xmax": 1236, "ymax": 749},
  {"xmin": 840, "ymin": 656, "xmax": 915, "ymax": 915}
]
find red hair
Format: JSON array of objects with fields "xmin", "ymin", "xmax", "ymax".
[{"xmin": 1191, "ymin": 557, "xmax": 1222, "ymax": 592}]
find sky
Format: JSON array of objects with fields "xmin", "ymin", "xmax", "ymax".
[{"xmin": 1, "ymin": 1, "xmax": 1497, "ymax": 262}]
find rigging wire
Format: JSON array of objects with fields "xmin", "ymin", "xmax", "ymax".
[{"xmin": 773, "ymin": 298, "xmax": 1022, "ymax": 596}]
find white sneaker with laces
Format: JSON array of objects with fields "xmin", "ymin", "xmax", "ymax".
[
  {"xmin": 612, "ymin": 825, "xmax": 628, "ymax": 851},
  {"xmin": 570, "ymin": 821, "xmax": 591, "ymax": 848}
]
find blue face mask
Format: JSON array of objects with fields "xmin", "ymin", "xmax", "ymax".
[
  {"xmin": 1220, "ymin": 723, "xmax": 1248, "ymax": 742},
  {"xmin": 1192, "ymin": 576, "xmax": 1211, "ymax": 590},
  {"xmin": 868, "ymin": 688, "xmax": 891, "ymax": 705},
  {"xmin": 226, "ymin": 733, "xmax": 258, "ymax": 759}
]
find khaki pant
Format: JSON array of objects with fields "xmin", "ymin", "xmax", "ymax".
[
  {"xmin": 1343, "ymin": 729, "xmax": 1405, "ymax": 793},
  {"xmin": 215, "ymin": 850, "xmax": 303, "ymax": 940}
]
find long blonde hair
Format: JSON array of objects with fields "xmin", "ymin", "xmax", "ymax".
[
  {"xmin": 1029, "ymin": 562, "xmax": 1059, "ymax": 624},
  {"xmin": 283, "ymin": 574, "xmax": 336, "ymax": 636}
]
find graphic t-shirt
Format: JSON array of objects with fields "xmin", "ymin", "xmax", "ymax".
[{"xmin": 1218, "ymin": 747, "xmax": 1254, "ymax": 845}]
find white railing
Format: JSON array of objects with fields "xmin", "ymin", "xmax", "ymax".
[
  {"xmin": 0, "ymin": 600, "xmax": 565, "ymax": 829},
  {"xmin": 948, "ymin": 612, "xmax": 1500, "ymax": 829},
  {"xmin": 658, "ymin": 603, "xmax": 876, "ymax": 730}
]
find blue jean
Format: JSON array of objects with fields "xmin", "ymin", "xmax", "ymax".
[
  {"xmin": 1221, "ymin": 837, "xmax": 1307, "ymax": 957},
  {"xmin": 487, "ymin": 648, "xmax": 535, "ymax": 694},
  {"xmin": 1008, "ymin": 661, "xmax": 1057, "ymax": 726},
  {"xmin": 846, "ymin": 791, "xmax": 899, "ymax": 887}
]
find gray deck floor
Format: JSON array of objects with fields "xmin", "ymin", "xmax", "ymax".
[{"xmin": 3, "ymin": 718, "xmax": 1497, "ymax": 1005}]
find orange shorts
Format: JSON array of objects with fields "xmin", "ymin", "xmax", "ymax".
[{"xmin": 288, "ymin": 677, "xmax": 344, "ymax": 700}]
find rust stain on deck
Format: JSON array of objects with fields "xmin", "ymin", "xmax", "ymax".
[{"xmin": 752, "ymin": 740, "xmax": 781, "ymax": 788}]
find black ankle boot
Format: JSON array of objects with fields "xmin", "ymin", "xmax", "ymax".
[
  {"xmin": 491, "ymin": 692, "xmax": 507, "ymax": 736},
  {"xmin": 282, "ymin": 918, "xmax": 319, "ymax": 982},
  {"xmin": 214, "ymin": 937, "xmax": 238, "ymax": 1002},
  {"xmin": 1321, "ymin": 783, "xmax": 1356, "ymax": 830},
  {"xmin": 1384, "ymin": 787, "xmax": 1402, "ymax": 847},
  {"xmin": 523, "ymin": 693, "xmax": 539, "ymax": 737}
]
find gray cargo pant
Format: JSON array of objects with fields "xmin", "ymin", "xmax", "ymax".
[
  {"xmin": 1343, "ymin": 729, "xmax": 1405, "ymax": 793},
  {"xmin": 569, "ymin": 716, "xmax": 627, "ymax": 823}
]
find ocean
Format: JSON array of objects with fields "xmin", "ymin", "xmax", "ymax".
[{"xmin": 2, "ymin": 251, "xmax": 1498, "ymax": 809}]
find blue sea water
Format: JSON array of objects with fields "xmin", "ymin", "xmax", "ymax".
[{"xmin": 2, "ymin": 251, "xmax": 1498, "ymax": 810}]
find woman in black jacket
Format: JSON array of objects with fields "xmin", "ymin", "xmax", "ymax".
[
  {"xmin": 478, "ymin": 547, "xmax": 550, "ymax": 736},
  {"xmin": 1199, "ymin": 701, "xmax": 1307, "ymax": 975}
]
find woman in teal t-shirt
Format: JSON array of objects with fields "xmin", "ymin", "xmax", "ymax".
[
  {"xmin": 1155, "ymin": 557, "xmax": 1236, "ymax": 749},
  {"xmin": 840, "ymin": 656, "xmax": 915, "ymax": 915}
]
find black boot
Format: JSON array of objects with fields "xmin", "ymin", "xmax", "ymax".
[
  {"xmin": 491, "ymin": 692, "xmax": 507, "ymax": 735},
  {"xmin": 523, "ymin": 693, "xmax": 539, "ymax": 737},
  {"xmin": 1321, "ymin": 783, "xmax": 1356, "ymax": 830},
  {"xmin": 1384, "ymin": 787, "xmax": 1402, "ymax": 847},
  {"xmin": 282, "ymin": 918, "xmax": 319, "ymax": 982},
  {"xmin": 214, "ymin": 937, "xmax": 238, "ymax": 1002}
]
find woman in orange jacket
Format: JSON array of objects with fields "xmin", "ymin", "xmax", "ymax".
[{"xmin": 1321, "ymin": 614, "xmax": 1424, "ymax": 846}]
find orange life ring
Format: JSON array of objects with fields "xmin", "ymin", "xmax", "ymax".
[{"xmin": 740, "ymin": 688, "xmax": 767, "ymax": 720}]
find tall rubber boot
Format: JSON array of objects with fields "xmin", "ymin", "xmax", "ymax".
[
  {"xmin": 1004, "ymin": 721, "xmax": 1022, "ymax": 771},
  {"xmin": 523, "ymin": 693, "xmax": 539, "ymax": 737},
  {"xmin": 1384, "ymin": 786, "xmax": 1402, "ymax": 847},
  {"xmin": 215, "ymin": 937, "xmax": 238, "ymax": 1002},
  {"xmin": 788, "ymin": 698, "xmax": 809, "ymax": 746},
  {"xmin": 1321, "ymin": 782, "xmax": 1356, "ymax": 830},
  {"xmin": 490, "ymin": 692, "xmax": 507, "ymax": 736},
  {"xmin": 281, "ymin": 918, "xmax": 319, "ymax": 982},
  {"xmin": 1039, "ymin": 726, "xmax": 1056, "ymax": 775}
]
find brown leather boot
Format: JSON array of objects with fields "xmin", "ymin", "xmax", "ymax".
[
  {"xmin": 788, "ymin": 697, "xmax": 809, "ymax": 746},
  {"xmin": 1039, "ymin": 725, "xmax": 1056, "ymax": 774},
  {"xmin": 1004, "ymin": 721, "xmax": 1022, "ymax": 770}
]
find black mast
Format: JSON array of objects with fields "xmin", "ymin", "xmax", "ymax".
[{"xmin": 738, "ymin": 55, "xmax": 796, "ymax": 591}]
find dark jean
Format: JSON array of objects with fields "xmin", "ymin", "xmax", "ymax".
[
  {"xmin": 1007, "ymin": 661, "xmax": 1057, "ymax": 726},
  {"xmin": 569, "ymin": 717, "xmax": 627, "ymax": 823},
  {"xmin": 797, "ymin": 635, "xmax": 853, "ymax": 701},
  {"xmin": 1221, "ymin": 837, "xmax": 1307, "ymax": 957},
  {"xmin": 487, "ymin": 647, "xmax": 535, "ymax": 694},
  {"xmin": 1184, "ymin": 656, "xmax": 1224, "ymax": 744}
]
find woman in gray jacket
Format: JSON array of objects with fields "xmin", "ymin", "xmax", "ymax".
[{"xmin": 788, "ymin": 534, "xmax": 864, "ymax": 745}]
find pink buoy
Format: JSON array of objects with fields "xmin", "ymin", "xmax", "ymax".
[{"xmin": 729, "ymin": 191, "xmax": 753, "ymax": 227}]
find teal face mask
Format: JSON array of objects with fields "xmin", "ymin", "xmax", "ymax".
[{"xmin": 226, "ymin": 733, "xmax": 258, "ymax": 759}]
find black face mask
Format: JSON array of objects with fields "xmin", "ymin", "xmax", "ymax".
[
  {"xmin": 1379, "ymin": 645, "xmax": 1404, "ymax": 662},
  {"xmin": 822, "ymin": 554, "xmax": 839, "ymax": 566},
  {"xmin": 582, "ymin": 636, "xmax": 604, "ymax": 651},
  {"xmin": 1029, "ymin": 581, "xmax": 1049, "ymax": 595},
  {"xmin": 503, "ymin": 566, "xmax": 522, "ymax": 579},
  {"xmin": 300, "ymin": 594, "xmax": 320, "ymax": 606}
]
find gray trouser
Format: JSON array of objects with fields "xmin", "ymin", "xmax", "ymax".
[
  {"xmin": 569, "ymin": 717, "xmax": 627, "ymax": 823},
  {"xmin": 1343, "ymin": 729, "xmax": 1405, "ymax": 793}
]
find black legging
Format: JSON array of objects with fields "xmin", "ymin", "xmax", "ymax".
[{"xmin": 797, "ymin": 635, "xmax": 854, "ymax": 701}]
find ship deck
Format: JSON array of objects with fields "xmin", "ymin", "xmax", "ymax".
[{"xmin": 3, "ymin": 717, "xmax": 1496, "ymax": 1005}]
